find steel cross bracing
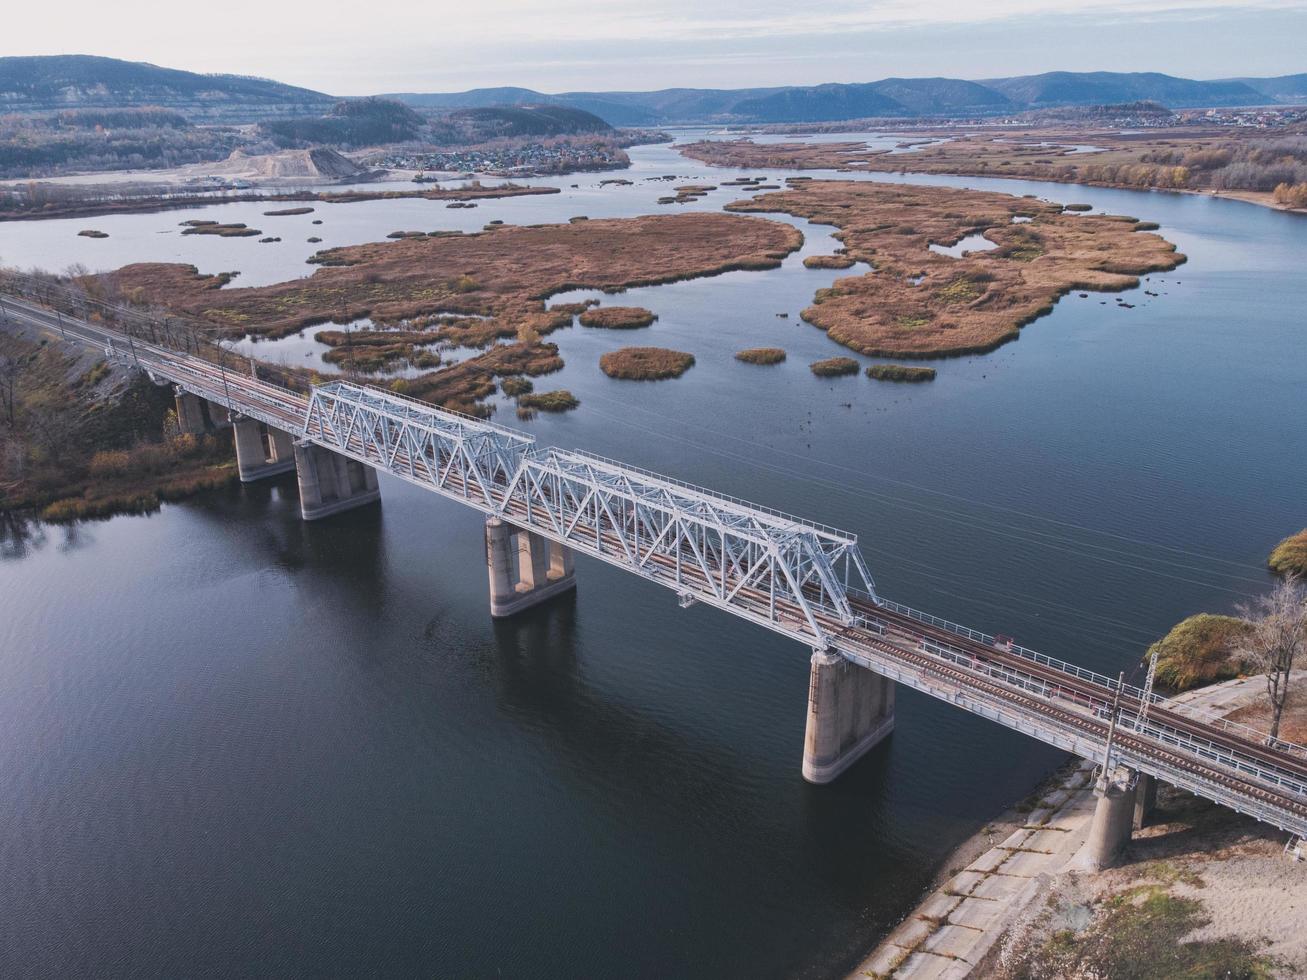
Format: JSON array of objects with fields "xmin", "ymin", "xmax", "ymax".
[
  {"xmin": 303, "ymin": 382, "xmax": 877, "ymax": 644},
  {"xmin": 502, "ymin": 448, "xmax": 876, "ymax": 642},
  {"xmin": 9, "ymin": 289, "xmax": 1307, "ymax": 841}
]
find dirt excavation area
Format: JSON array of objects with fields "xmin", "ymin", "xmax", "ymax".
[{"xmin": 727, "ymin": 180, "xmax": 1184, "ymax": 359}]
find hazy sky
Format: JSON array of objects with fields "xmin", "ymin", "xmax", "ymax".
[{"xmin": 6, "ymin": 0, "xmax": 1306, "ymax": 93}]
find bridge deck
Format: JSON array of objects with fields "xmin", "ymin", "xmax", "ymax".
[{"xmin": 6, "ymin": 289, "xmax": 1306, "ymax": 840}]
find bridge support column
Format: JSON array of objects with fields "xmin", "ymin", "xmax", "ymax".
[
  {"xmin": 174, "ymin": 388, "xmax": 207, "ymax": 435},
  {"xmin": 206, "ymin": 399, "xmax": 232, "ymax": 430},
  {"xmin": 802, "ymin": 650, "xmax": 894, "ymax": 784},
  {"xmin": 232, "ymin": 415, "xmax": 296, "ymax": 482},
  {"xmin": 294, "ymin": 441, "xmax": 380, "ymax": 520},
  {"xmin": 1133, "ymin": 772, "xmax": 1158, "ymax": 830},
  {"xmin": 1080, "ymin": 768, "xmax": 1137, "ymax": 871},
  {"xmin": 485, "ymin": 517, "xmax": 576, "ymax": 617}
]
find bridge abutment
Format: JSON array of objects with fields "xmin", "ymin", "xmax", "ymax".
[
  {"xmin": 486, "ymin": 517, "xmax": 576, "ymax": 617},
  {"xmin": 802, "ymin": 650, "xmax": 894, "ymax": 783},
  {"xmin": 232, "ymin": 415, "xmax": 296, "ymax": 482},
  {"xmin": 1079, "ymin": 768, "xmax": 1138, "ymax": 871},
  {"xmin": 294, "ymin": 441, "xmax": 380, "ymax": 520}
]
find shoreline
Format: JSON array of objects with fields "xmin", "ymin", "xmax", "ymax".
[{"xmin": 848, "ymin": 673, "xmax": 1305, "ymax": 978}]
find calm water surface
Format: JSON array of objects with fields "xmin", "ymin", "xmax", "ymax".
[{"xmin": 1, "ymin": 137, "xmax": 1303, "ymax": 977}]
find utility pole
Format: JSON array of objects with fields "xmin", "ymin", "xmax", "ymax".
[
  {"xmin": 1101, "ymin": 671, "xmax": 1126, "ymax": 778},
  {"xmin": 216, "ymin": 339, "xmax": 233, "ymax": 412},
  {"xmin": 1136, "ymin": 651, "xmax": 1158, "ymax": 734}
]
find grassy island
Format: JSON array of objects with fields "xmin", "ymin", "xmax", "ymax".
[
  {"xmin": 810, "ymin": 357, "xmax": 860, "ymax": 377},
  {"xmin": 735, "ymin": 347, "xmax": 786, "ymax": 364},
  {"xmin": 77, "ymin": 229, "xmax": 108, "ymax": 238},
  {"xmin": 180, "ymin": 221, "xmax": 261, "ymax": 237},
  {"xmin": 600, "ymin": 347, "xmax": 695, "ymax": 380},
  {"xmin": 1146, "ymin": 614, "xmax": 1252, "ymax": 692},
  {"xmin": 263, "ymin": 207, "xmax": 315, "ymax": 216},
  {"xmin": 578, "ymin": 306, "xmax": 657, "ymax": 329},
  {"xmin": 1270, "ymin": 529, "xmax": 1307, "ymax": 577},
  {"xmin": 803, "ymin": 254, "xmax": 856, "ymax": 270},
  {"xmin": 518, "ymin": 390, "xmax": 579, "ymax": 412},
  {"xmin": 99, "ymin": 212, "xmax": 798, "ymax": 414},
  {"xmin": 866, "ymin": 363, "xmax": 936, "ymax": 382},
  {"xmin": 725, "ymin": 180, "xmax": 1184, "ymax": 359}
]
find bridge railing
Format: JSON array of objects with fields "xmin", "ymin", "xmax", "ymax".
[{"xmin": 875, "ymin": 597, "xmax": 1307, "ymax": 760}]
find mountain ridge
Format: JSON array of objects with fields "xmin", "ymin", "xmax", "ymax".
[{"xmin": 1, "ymin": 56, "xmax": 1301, "ymax": 127}]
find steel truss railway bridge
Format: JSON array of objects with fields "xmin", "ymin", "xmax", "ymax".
[{"xmin": 5, "ymin": 287, "xmax": 1306, "ymax": 868}]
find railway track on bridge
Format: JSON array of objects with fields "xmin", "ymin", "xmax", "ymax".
[{"xmin": 6, "ymin": 286, "xmax": 1307, "ymax": 840}]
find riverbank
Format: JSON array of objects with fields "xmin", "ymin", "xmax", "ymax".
[
  {"xmin": 851, "ymin": 674, "xmax": 1307, "ymax": 979},
  {"xmin": 679, "ymin": 132, "xmax": 1307, "ymax": 218},
  {"xmin": 0, "ymin": 317, "xmax": 236, "ymax": 521}
]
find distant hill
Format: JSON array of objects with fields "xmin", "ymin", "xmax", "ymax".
[
  {"xmin": 3, "ymin": 57, "xmax": 1302, "ymax": 129},
  {"xmin": 0, "ymin": 54, "xmax": 333, "ymax": 121},
  {"xmin": 1234, "ymin": 73, "xmax": 1307, "ymax": 103},
  {"xmin": 389, "ymin": 70, "xmax": 1301, "ymax": 125},
  {"xmin": 983, "ymin": 71, "xmax": 1267, "ymax": 109},
  {"xmin": 444, "ymin": 105, "xmax": 613, "ymax": 138}
]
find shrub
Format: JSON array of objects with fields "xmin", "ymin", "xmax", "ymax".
[
  {"xmin": 1269, "ymin": 529, "xmax": 1307, "ymax": 576},
  {"xmin": 518, "ymin": 390, "xmax": 579, "ymax": 411},
  {"xmin": 735, "ymin": 347, "xmax": 786, "ymax": 364},
  {"xmin": 810, "ymin": 357, "xmax": 859, "ymax": 377},
  {"xmin": 1273, "ymin": 182, "xmax": 1307, "ymax": 209},
  {"xmin": 866, "ymin": 364, "xmax": 936, "ymax": 382},
  {"xmin": 88, "ymin": 450, "xmax": 131, "ymax": 477},
  {"xmin": 1146, "ymin": 614, "xmax": 1253, "ymax": 692}
]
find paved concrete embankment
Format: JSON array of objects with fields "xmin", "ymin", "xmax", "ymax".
[{"xmin": 851, "ymin": 760, "xmax": 1100, "ymax": 979}]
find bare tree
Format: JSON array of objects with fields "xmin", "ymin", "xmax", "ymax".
[
  {"xmin": 0, "ymin": 352, "xmax": 24, "ymax": 428},
  {"xmin": 1230, "ymin": 575, "xmax": 1307, "ymax": 741}
]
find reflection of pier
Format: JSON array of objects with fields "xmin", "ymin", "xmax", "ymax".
[{"xmin": 7, "ymin": 288, "xmax": 1307, "ymax": 870}]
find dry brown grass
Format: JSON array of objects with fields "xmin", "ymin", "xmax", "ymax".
[
  {"xmin": 1269, "ymin": 529, "xmax": 1307, "ymax": 577},
  {"xmin": 810, "ymin": 356, "xmax": 859, "ymax": 376},
  {"xmin": 726, "ymin": 180, "xmax": 1184, "ymax": 358},
  {"xmin": 867, "ymin": 363, "xmax": 936, "ymax": 381},
  {"xmin": 578, "ymin": 306, "xmax": 657, "ymax": 329},
  {"xmin": 599, "ymin": 347, "xmax": 695, "ymax": 380},
  {"xmin": 735, "ymin": 347, "xmax": 786, "ymax": 364},
  {"xmin": 104, "ymin": 213, "xmax": 801, "ymax": 341},
  {"xmin": 680, "ymin": 127, "xmax": 1306, "ymax": 209},
  {"xmin": 803, "ymin": 254, "xmax": 856, "ymax": 269}
]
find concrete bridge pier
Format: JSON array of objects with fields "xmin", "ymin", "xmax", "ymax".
[
  {"xmin": 1080, "ymin": 767, "xmax": 1138, "ymax": 871},
  {"xmin": 802, "ymin": 650, "xmax": 895, "ymax": 783},
  {"xmin": 485, "ymin": 517, "xmax": 576, "ymax": 617},
  {"xmin": 174, "ymin": 388, "xmax": 207, "ymax": 435},
  {"xmin": 206, "ymin": 399, "xmax": 233, "ymax": 430},
  {"xmin": 1133, "ymin": 772, "xmax": 1158, "ymax": 830},
  {"xmin": 293, "ymin": 441, "xmax": 380, "ymax": 520},
  {"xmin": 232, "ymin": 415, "xmax": 296, "ymax": 482}
]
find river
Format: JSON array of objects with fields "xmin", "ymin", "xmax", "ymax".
[{"xmin": 1, "ymin": 136, "xmax": 1303, "ymax": 977}]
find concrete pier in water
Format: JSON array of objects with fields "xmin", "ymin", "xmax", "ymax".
[
  {"xmin": 293, "ymin": 441, "xmax": 380, "ymax": 520},
  {"xmin": 485, "ymin": 517, "xmax": 576, "ymax": 617},
  {"xmin": 232, "ymin": 415, "xmax": 296, "ymax": 482},
  {"xmin": 802, "ymin": 650, "xmax": 895, "ymax": 783}
]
